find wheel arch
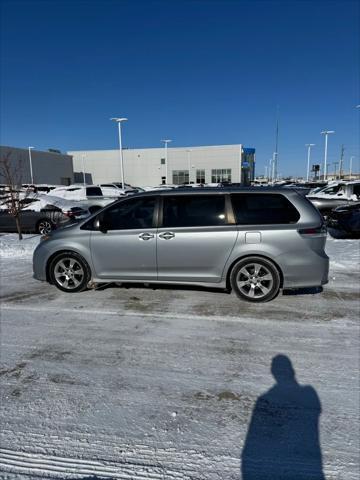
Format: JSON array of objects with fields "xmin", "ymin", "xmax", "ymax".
[{"xmin": 225, "ymin": 254, "xmax": 284, "ymax": 290}]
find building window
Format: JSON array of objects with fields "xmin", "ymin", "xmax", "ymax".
[
  {"xmin": 161, "ymin": 176, "xmax": 166, "ymax": 185},
  {"xmin": 61, "ymin": 177, "xmax": 71, "ymax": 186},
  {"xmin": 196, "ymin": 169, "xmax": 205, "ymax": 184},
  {"xmin": 161, "ymin": 158, "xmax": 166, "ymax": 165},
  {"xmin": 172, "ymin": 170, "xmax": 189, "ymax": 185},
  {"xmin": 211, "ymin": 169, "xmax": 231, "ymax": 183}
]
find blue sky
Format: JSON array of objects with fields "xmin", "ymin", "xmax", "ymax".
[{"xmin": 1, "ymin": 0, "xmax": 359, "ymax": 176}]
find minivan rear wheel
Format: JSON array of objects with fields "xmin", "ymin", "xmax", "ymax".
[
  {"xmin": 230, "ymin": 256, "xmax": 280, "ymax": 303},
  {"xmin": 49, "ymin": 252, "xmax": 90, "ymax": 293}
]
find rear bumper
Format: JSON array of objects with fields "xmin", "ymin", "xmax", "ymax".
[{"xmin": 278, "ymin": 250, "xmax": 329, "ymax": 288}]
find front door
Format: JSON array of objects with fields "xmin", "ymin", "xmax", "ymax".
[{"xmin": 90, "ymin": 196, "xmax": 158, "ymax": 280}]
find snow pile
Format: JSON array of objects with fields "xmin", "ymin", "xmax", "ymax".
[
  {"xmin": 0, "ymin": 234, "xmax": 40, "ymax": 259},
  {"xmin": 326, "ymin": 237, "xmax": 360, "ymax": 272}
]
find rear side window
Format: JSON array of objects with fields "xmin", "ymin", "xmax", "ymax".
[
  {"xmin": 162, "ymin": 195, "xmax": 227, "ymax": 227},
  {"xmin": 231, "ymin": 194, "xmax": 300, "ymax": 225}
]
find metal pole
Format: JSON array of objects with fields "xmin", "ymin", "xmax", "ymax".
[
  {"xmin": 324, "ymin": 133, "xmax": 328, "ymax": 180},
  {"xmin": 165, "ymin": 142, "xmax": 168, "ymax": 184},
  {"xmin": 81, "ymin": 154, "xmax": 86, "ymax": 185},
  {"xmin": 28, "ymin": 147, "xmax": 34, "ymax": 184},
  {"xmin": 118, "ymin": 122, "xmax": 125, "ymax": 188},
  {"xmin": 350, "ymin": 156, "xmax": 354, "ymax": 179},
  {"xmin": 187, "ymin": 149, "xmax": 191, "ymax": 184},
  {"xmin": 305, "ymin": 144, "xmax": 315, "ymax": 182}
]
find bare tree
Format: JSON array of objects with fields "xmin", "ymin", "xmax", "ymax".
[{"xmin": 0, "ymin": 153, "xmax": 32, "ymax": 240}]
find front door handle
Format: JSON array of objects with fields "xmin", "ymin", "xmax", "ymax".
[
  {"xmin": 139, "ymin": 232, "xmax": 154, "ymax": 241},
  {"xmin": 159, "ymin": 232, "xmax": 175, "ymax": 240}
]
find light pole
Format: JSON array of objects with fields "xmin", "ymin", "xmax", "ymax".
[
  {"xmin": 305, "ymin": 144, "xmax": 315, "ymax": 182},
  {"xmin": 186, "ymin": 149, "xmax": 193, "ymax": 184},
  {"xmin": 268, "ymin": 158, "xmax": 272, "ymax": 183},
  {"xmin": 28, "ymin": 146, "xmax": 34, "ymax": 184},
  {"xmin": 350, "ymin": 156, "xmax": 354, "ymax": 179},
  {"xmin": 161, "ymin": 139, "xmax": 172, "ymax": 184},
  {"xmin": 321, "ymin": 130, "xmax": 335, "ymax": 180},
  {"xmin": 81, "ymin": 154, "xmax": 86, "ymax": 185},
  {"xmin": 110, "ymin": 117, "xmax": 128, "ymax": 188}
]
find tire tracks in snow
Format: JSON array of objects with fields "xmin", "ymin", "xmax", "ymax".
[{"xmin": 0, "ymin": 446, "xmax": 236, "ymax": 479}]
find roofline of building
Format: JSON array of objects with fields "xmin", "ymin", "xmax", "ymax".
[{"xmin": 68, "ymin": 144, "xmax": 248, "ymax": 154}]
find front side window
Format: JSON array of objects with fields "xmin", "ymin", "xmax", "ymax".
[
  {"xmin": 211, "ymin": 169, "xmax": 231, "ymax": 183},
  {"xmin": 162, "ymin": 195, "xmax": 227, "ymax": 228},
  {"xmin": 101, "ymin": 197, "xmax": 156, "ymax": 230},
  {"xmin": 322, "ymin": 184, "xmax": 343, "ymax": 195},
  {"xmin": 231, "ymin": 194, "xmax": 300, "ymax": 225}
]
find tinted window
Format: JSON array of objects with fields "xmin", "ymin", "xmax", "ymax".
[
  {"xmin": 163, "ymin": 195, "xmax": 227, "ymax": 227},
  {"xmin": 322, "ymin": 184, "xmax": 343, "ymax": 195},
  {"xmin": 86, "ymin": 187, "xmax": 103, "ymax": 196},
  {"xmin": 352, "ymin": 184, "xmax": 360, "ymax": 197},
  {"xmin": 231, "ymin": 194, "xmax": 300, "ymax": 225},
  {"xmin": 102, "ymin": 197, "xmax": 156, "ymax": 230}
]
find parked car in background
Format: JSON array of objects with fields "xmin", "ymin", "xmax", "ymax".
[
  {"xmin": 0, "ymin": 208, "xmax": 68, "ymax": 235},
  {"xmin": 50, "ymin": 185, "xmax": 118, "ymax": 213},
  {"xmin": 307, "ymin": 181, "xmax": 360, "ymax": 215},
  {"xmin": 33, "ymin": 188, "xmax": 329, "ymax": 302},
  {"xmin": 326, "ymin": 202, "xmax": 360, "ymax": 239}
]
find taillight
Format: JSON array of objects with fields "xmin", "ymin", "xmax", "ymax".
[
  {"xmin": 298, "ymin": 225, "xmax": 327, "ymax": 235},
  {"xmin": 64, "ymin": 210, "xmax": 75, "ymax": 218}
]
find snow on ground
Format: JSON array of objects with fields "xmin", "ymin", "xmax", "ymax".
[
  {"xmin": 0, "ymin": 234, "xmax": 40, "ymax": 259},
  {"xmin": 0, "ymin": 234, "xmax": 359, "ymax": 479}
]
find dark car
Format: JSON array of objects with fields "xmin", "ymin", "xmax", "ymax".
[
  {"xmin": 326, "ymin": 203, "xmax": 360, "ymax": 239},
  {"xmin": 0, "ymin": 205, "xmax": 84, "ymax": 235}
]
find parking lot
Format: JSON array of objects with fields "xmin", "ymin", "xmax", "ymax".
[{"xmin": 0, "ymin": 234, "xmax": 359, "ymax": 479}]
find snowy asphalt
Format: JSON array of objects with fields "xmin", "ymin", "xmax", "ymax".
[{"xmin": 0, "ymin": 236, "xmax": 359, "ymax": 479}]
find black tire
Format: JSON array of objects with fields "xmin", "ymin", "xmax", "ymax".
[
  {"xmin": 230, "ymin": 256, "xmax": 281, "ymax": 303},
  {"xmin": 49, "ymin": 251, "xmax": 91, "ymax": 293},
  {"xmin": 36, "ymin": 218, "xmax": 54, "ymax": 235}
]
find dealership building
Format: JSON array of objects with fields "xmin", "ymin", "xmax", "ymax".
[
  {"xmin": 69, "ymin": 144, "xmax": 256, "ymax": 187},
  {"xmin": 0, "ymin": 145, "xmax": 74, "ymax": 185}
]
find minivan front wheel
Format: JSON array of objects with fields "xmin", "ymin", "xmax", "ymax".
[
  {"xmin": 230, "ymin": 256, "xmax": 280, "ymax": 303},
  {"xmin": 49, "ymin": 252, "xmax": 90, "ymax": 293}
]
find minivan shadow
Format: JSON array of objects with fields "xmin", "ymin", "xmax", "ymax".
[{"xmin": 283, "ymin": 287, "xmax": 323, "ymax": 296}]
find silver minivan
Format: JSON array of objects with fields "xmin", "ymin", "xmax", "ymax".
[{"xmin": 33, "ymin": 188, "xmax": 329, "ymax": 302}]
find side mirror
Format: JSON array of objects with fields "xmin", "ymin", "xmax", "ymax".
[{"xmin": 94, "ymin": 217, "xmax": 108, "ymax": 234}]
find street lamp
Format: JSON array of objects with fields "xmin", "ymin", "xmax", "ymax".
[
  {"xmin": 81, "ymin": 154, "xmax": 86, "ymax": 185},
  {"xmin": 320, "ymin": 130, "xmax": 335, "ymax": 180},
  {"xmin": 350, "ymin": 156, "xmax": 354, "ymax": 179},
  {"xmin": 186, "ymin": 149, "xmax": 193, "ymax": 184},
  {"xmin": 110, "ymin": 117, "xmax": 128, "ymax": 188},
  {"xmin": 305, "ymin": 144, "xmax": 315, "ymax": 182},
  {"xmin": 28, "ymin": 146, "xmax": 34, "ymax": 184},
  {"xmin": 161, "ymin": 139, "xmax": 172, "ymax": 184}
]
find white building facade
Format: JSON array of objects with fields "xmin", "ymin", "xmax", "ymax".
[{"xmin": 69, "ymin": 144, "xmax": 256, "ymax": 187}]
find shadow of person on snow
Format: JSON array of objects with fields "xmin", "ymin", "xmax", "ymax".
[{"xmin": 241, "ymin": 354, "xmax": 325, "ymax": 480}]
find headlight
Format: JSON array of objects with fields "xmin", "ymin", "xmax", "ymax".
[{"xmin": 40, "ymin": 234, "xmax": 51, "ymax": 242}]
